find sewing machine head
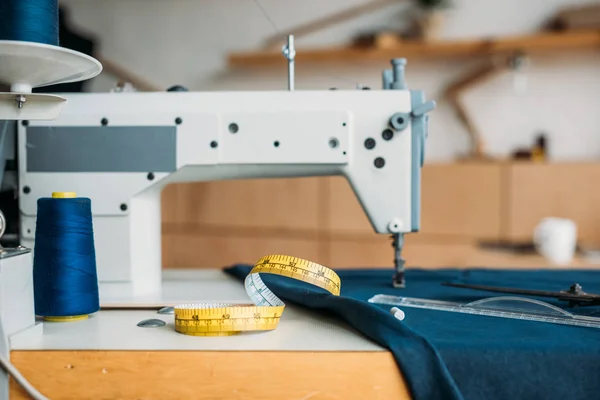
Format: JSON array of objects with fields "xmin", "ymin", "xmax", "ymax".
[{"xmin": 0, "ymin": 55, "xmax": 434, "ymax": 298}]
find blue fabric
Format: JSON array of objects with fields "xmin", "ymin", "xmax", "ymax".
[{"xmin": 224, "ymin": 266, "xmax": 600, "ymax": 400}]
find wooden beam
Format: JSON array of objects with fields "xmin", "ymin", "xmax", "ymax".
[
  {"xmin": 444, "ymin": 59, "xmax": 506, "ymax": 160},
  {"xmin": 229, "ymin": 30, "xmax": 600, "ymax": 67},
  {"xmin": 96, "ymin": 56, "xmax": 162, "ymax": 92},
  {"xmin": 262, "ymin": 0, "xmax": 401, "ymax": 49}
]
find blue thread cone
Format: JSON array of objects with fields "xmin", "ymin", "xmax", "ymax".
[
  {"xmin": 0, "ymin": 0, "xmax": 59, "ymax": 45},
  {"xmin": 33, "ymin": 196, "xmax": 100, "ymax": 320}
]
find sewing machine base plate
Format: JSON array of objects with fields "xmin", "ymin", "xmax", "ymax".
[{"xmin": 10, "ymin": 269, "xmax": 384, "ymax": 352}]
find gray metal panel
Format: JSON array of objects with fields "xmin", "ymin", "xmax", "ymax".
[
  {"xmin": 26, "ymin": 126, "xmax": 177, "ymax": 172},
  {"xmin": 409, "ymin": 90, "xmax": 425, "ymax": 233}
]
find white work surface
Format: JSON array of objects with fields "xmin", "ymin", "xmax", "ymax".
[{"xmin": 10, "ymin": 269, "xmax": 385, "ymax": 352}]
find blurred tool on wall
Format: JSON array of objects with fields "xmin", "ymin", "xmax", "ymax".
[
  {"xmin": 352, "ymin": 0, "xmax": 453, "ymax": 48},
  {"xmin": 512, "ymin": 133, "xmax": 548, "ymax": 162},
  {"xmin": 546, "ymin": 3, "xmax": 600, "ymax": 32},
  {"xmin": 443, "ymin": 51, "xmax": 531, "ymax": 162},
  {"xmin": 260, "ymin": 0, "xmax": 456, "ymax": 50}
]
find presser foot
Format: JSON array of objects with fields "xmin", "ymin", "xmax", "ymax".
[
  {"xmin": 391, "ymin": 233, "xmax": 406, "ymax": 288},
  {"xmin": 392, "ymin": 271, "xmax": 405, "ymax": 288}
]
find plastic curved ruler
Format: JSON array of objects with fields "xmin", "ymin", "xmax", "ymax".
[{"xmin": 174, "ymin": 255, "xmax": 341, "ymax": 336}]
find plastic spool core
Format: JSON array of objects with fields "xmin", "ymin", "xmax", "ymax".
[
  {"xmin": 44, "ymin": 191, "xmax": 89, "ymax": 322},
  {"xmin": 52, "ymin": 192, "xmax": 76, "ymax": 199},
  {"xmin": 44, "ymin": 315, "xmax": 88, "ymax": 322}
]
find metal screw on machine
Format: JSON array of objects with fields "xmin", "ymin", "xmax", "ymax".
[
  {"xmin": 14, "ymin": 95, "xmax": 26, "ymax": 109},
  {"xmin": 137, "ymin": 319, "xmax": 166, "ymax": 328},
  {"xmin": 167, "ymin": 85, "xmax": 189, "ymax": 92},
  {"xmin": 566, "ymin": 283, "xmax": 585, "ymax": 295},
  {"xmin": 157, "ymin": 306, "xmax": 174, "ymax": 315},
  {"xmin": 282, "ymin": 35, "xmax": 296, "ymax": 91}
]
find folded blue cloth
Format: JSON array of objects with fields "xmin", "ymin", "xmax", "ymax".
[{"xmin": 224, "ymin": 266, "xmax": 600, "ymax": 400}]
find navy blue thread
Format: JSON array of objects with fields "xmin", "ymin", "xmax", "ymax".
[
  {"xmin": 33, "ymin": 197, "xmax": 99, "ymax": 317},
  {"xmin": 0, "ymin": 0, "xmax": 59, "ymax": 45}
]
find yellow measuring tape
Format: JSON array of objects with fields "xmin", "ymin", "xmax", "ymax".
[{"xmin": 174, "ymin": 255, "xmax": 341, "ymax": 336}]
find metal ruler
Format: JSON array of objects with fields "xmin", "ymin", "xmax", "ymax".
[
  {"xmin": 174, "ymin": 255, "xmax": 341, "ymax": 336},
  {"xmin": 368, "ymin": 294, "xmax": 600, "ymax": 329}
]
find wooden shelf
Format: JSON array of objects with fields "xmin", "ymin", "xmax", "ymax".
[{"xmin": 228, "ymin": 30, "xmax": 600, "ymax": 67}]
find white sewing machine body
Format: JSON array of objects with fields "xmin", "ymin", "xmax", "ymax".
[{"xmin": 16, "ymin": 87, "xmax": 431, "ymax": 299}]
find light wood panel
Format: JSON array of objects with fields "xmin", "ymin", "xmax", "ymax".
[
  {"xmin": 421, "ymin": 163, "xmax": 502, "ymax": 239},
  {"xmin": 162, "ymin": 231, "xmax": 325, "ymax": 268},
  {"xmin": 10, "ymin": 351, "xmax": 410, "ymax": 400},
  {"xmin": 160, "ymin": 163, "xmax": 503, "ymax": 268},
  {"xmin": 162, "ymin": 178, "xmax": 323, "ymax": 232},
  {"xmin": 323, "ymin": 176, "xmax": 371, "ymax": 235},
  {"xmin": 325, "ymin": 163, "xmax": 502, "ymax": 239},
  {"xmin": 504, "ymin": 162, "xmax": 600, "ymax": 246}
]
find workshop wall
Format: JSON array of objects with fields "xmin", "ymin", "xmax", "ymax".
[
  {"xmin": 62, "ymin": 0, "xmax": 600, "ymax": 161},
  {"xmin": 56, "ymin": 0, "xmax": 600, "ymax": 269}
]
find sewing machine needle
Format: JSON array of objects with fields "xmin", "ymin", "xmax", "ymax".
[{"xmin": 392, "ymin": 233, "xmax": 406, "ymax": 288}]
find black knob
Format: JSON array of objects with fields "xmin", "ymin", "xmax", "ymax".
[
  {"xmin": 364, "ymin": 138, "xmax": 376, "ymax": 150},
  {"xmin": 167, "ymin": 85, "xmax": 189, "ymax": 92},
  {"xmin": 382, "ymin": 129, "xmax": 394, "ymax": 141}
]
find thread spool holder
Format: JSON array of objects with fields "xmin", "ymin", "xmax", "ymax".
[{"xmin": 0, "ymin": 40, "xmax": 102, "ymax": 120}]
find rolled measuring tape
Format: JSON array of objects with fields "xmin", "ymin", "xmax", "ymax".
[{"xmin": 174, "ymin": 255, "xmax": 341, "ymax": 336}]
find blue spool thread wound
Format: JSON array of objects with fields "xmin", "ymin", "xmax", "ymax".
[
  {"xmin": 0, "ymin": 0, "xmax": 59, "ymax": 45},
  {"xmin": 33, "ymin": 197, "xmax": 99, "ymax": 318}
]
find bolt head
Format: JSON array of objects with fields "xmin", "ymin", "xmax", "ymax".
[
  {"xmin": 364, "ymin": 138, "xmax": 376, "ymax": 150},
  {"xmin": 382, "ymin": 129, "xmax": 394, "ymax": 141},
  {"xmin": 388, "ymin": 219, "xmax": 403, "ymax": 233}
]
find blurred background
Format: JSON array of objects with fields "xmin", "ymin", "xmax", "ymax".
[{"xmin": 51, "ymin": 0, "xmax": 600, "ymax": 269}]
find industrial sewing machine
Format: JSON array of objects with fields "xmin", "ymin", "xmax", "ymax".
[
  {"xmin": 2, "ymin": 59, "xmax": 434, "ymax": 301},
  {"xmin": 0, "ymin": 29, "xmax": 435, "ymax": 398}
]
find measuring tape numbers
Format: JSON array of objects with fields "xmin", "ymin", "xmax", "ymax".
[{"xmin": 174, "ymin": 255, "xmax": 341, "ymax": 336}]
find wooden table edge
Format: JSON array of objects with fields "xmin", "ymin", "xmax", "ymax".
[{"xmin": 10, "ymin": 350, "xmax": 411, "ymax": 399}]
